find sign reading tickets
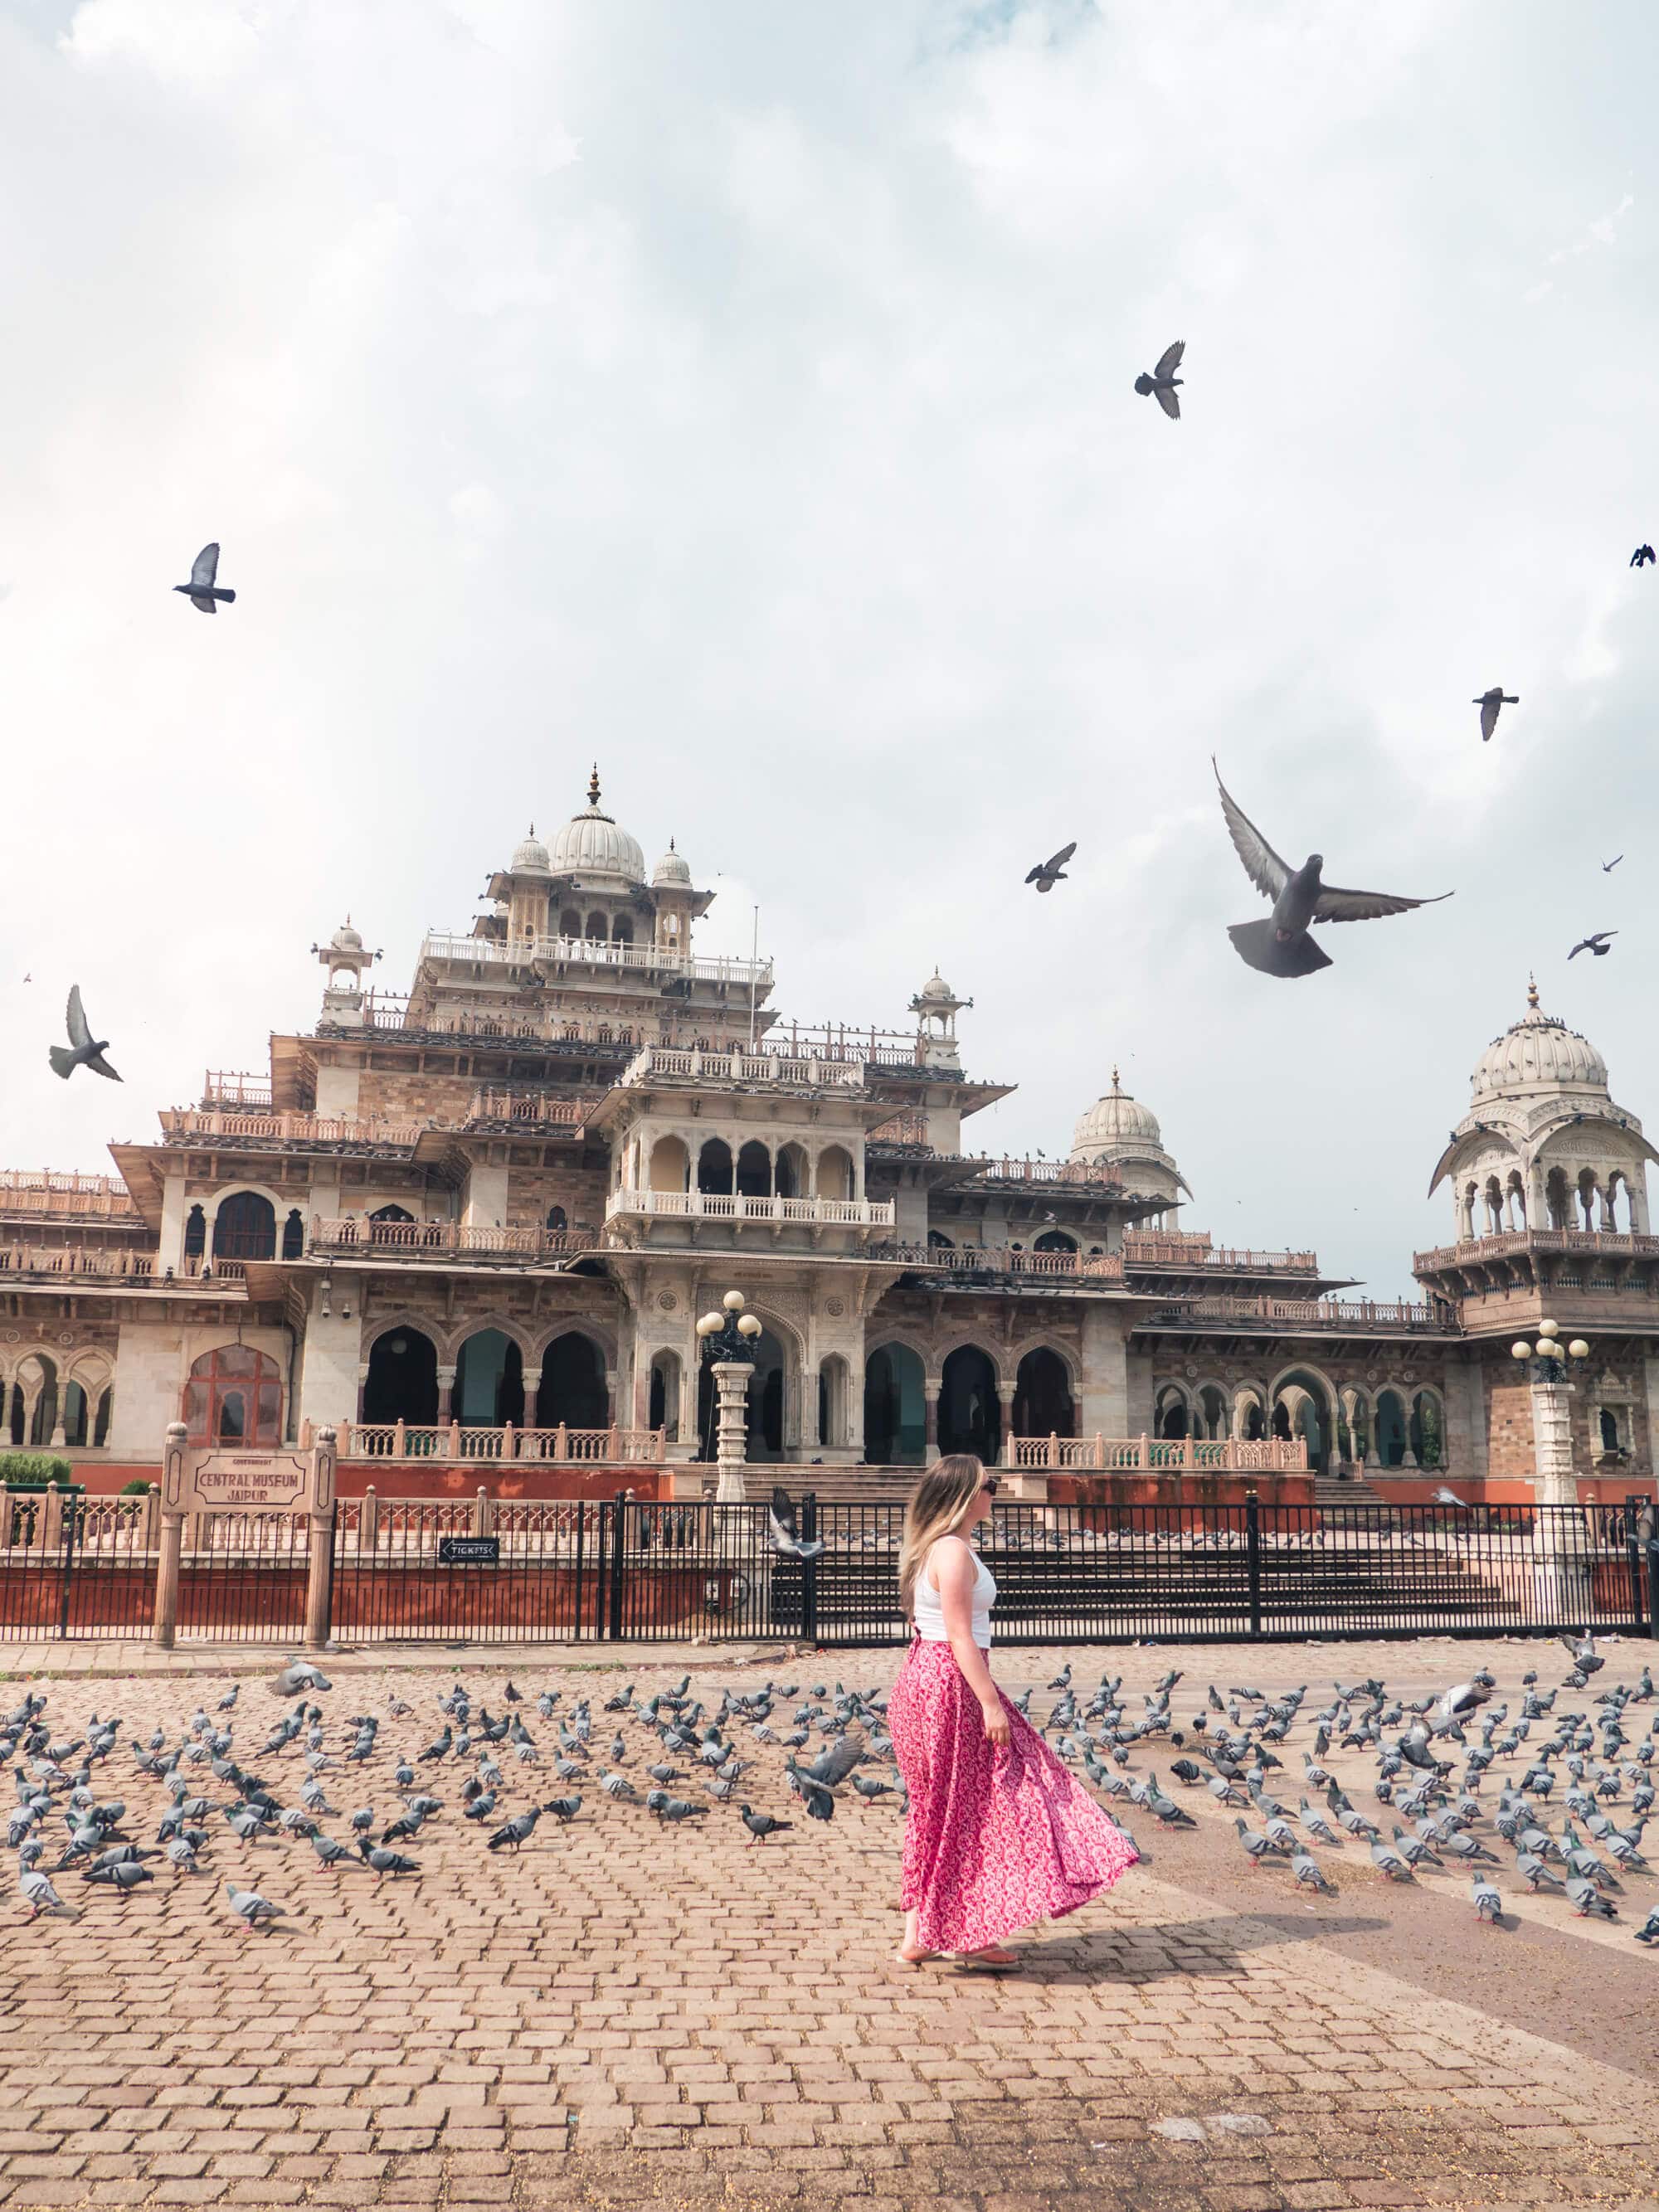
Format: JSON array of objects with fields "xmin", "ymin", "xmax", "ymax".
[{"xmin": 161, "ymin": 1427, "xmax": 337, "ymax": 1516}]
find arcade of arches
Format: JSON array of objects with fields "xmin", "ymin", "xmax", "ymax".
[{"xmin": 362, "ymin": 1329, "xmax": 611, "ymax": 1432}]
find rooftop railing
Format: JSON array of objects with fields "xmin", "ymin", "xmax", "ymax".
[
  {"xmin": 202, "ymin": 1071, "xmax": 273, "ymax": 1110},
  {"xmin": 463, "ymin": 1091, "xmax": 592, "ymax": 1129},
  {"xmin": 871, "ymin": 1243, "xmax": 1126, "ymax": 1284},
  {"xmin": 1122, "ymin": 1234, "xmax": 1320, "ymax": 1271},
  {"xmin": 309, "ymin": 1218, "xmax": 596, "ymax": 1262},
  {"xmin": 1144, "ymin": 1295, "xmax": 1449, "ymax": 1334},
  {"xmin": 420, "ymin": 931, "xmax": 774, "ymax": 992},
  {"xmin": 0, "ymin": 1173, "xmax": 142, "ymax": 1219},
  {"xmin": 973, "ymin": 1157, "xmax": 1126, "ymax": 1189},
  {"xmin": 606, "ymin": 1189, "xmax": 895, "ymax": 1231},
  {"xmin": 1414, "ymin": 1228, "xmax": 1659, "ymax": 1270},
  {"xmin": 619, "ymin": 1045, "xmax": 866, "ymax": 1091},
  {"xmin": 160, "ymin": 1108, "xmax": 424, "ymax": 1147},
  {"xmin": 0, "ymin": 1247, "xmax": 241, "ymax": 1286}
]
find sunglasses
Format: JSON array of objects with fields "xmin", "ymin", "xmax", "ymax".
[{"xmin": 980, "ymin": 1476, "xmax": 1000, "ymax": 1497}]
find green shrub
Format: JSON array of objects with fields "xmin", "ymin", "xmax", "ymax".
[
  {"xmin": 120, "ymin": 1479, "xmax": 156, "ymax": 1495},
  {"xmin": 0, "ymin": 1451, "xmax": 74, "ymax": 1488}
]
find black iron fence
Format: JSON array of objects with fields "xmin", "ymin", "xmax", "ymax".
[{"xmin": 4, "ymin": 1490, "xmax": 1657, "ymax": 1646}]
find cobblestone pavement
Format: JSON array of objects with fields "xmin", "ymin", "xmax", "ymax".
[{"xmin": 2, "ymin": 1636, "xmax": 1657, "ymax": 2211}]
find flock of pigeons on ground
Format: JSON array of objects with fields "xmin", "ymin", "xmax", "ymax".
[
  {"xmin": 9, "ymin": 1635, "xmax": 1659, "ymax": 1956},
  {"xmin": 1020, "ymin": 343, "xmax": 1646, "ymax": 984}
]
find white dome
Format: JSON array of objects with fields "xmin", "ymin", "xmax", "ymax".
[
  {"xmin": 916, "ymin": 971, "xmax": 956, "ymax": 1004},
  {"xmin": 1071, "ymin": 1069, "xmax": 1163, "ymax": 1154},
  {"xmin": 652, "ymin": 839, "xmax": 692, "ymax": 888},
  {"xmin": 511, "ymin": 825, "xmax": 552, "ymax": 874},
  {"xmin": 1472, "ymin": 982, "xmax": 1608, "ymax": 1105},
  {"xmin": 330, "ymin": 919, "xmax": 363, "ymax": 954},
  {"xmin": 549, "ymin": 768, "xmax": 645, "ymax": 886}
]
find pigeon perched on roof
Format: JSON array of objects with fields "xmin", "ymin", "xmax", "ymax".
[
  {"xmin": 49, "ymin": 985, "xmax": 121, "ymax": 1082},
  {"xmin": 173, "ymin": 542, "xmax": 236, "ymax": 613},
  {"xmin": 1568, "ymin": 932, "xmax": 1617, "ymax": 960},
  {"xmin": 1024, "ymin": 843, "xmax": 1076, "ymax": 894},
  {"xmin": 1473, "ymin": 688, "xmax": 1518, "ymax": 741},
  {"xmin": 1214, "ymin": 761, "xmax": 1452, "ymax": 979},
  {"xmin": 1133, "ymin": 339, "xmax": 1185, "ymax": 419}
]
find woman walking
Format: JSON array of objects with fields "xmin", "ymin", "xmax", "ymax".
[{"xmin": 887, "ymin": 1455, "xmax": 1138, "ymax": 1970}]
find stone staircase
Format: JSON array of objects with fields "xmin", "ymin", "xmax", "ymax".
[{"xmin": 1314, "ymin": 1468, "xmax": 1395, "ymax": 1522}]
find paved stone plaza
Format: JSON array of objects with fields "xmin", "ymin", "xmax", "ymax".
[{"xmin": 2, "ymin": 1636, "xmax": 1657, "ymax": 2212}]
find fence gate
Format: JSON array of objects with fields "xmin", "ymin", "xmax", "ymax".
[{"xmin": 0, "ymin": 1487, "xmax": 157, "ymax": 1641}]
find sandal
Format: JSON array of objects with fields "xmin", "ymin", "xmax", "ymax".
[
  {"xmin": 955, "ymin": 1945, "xmax": 1019, "ymax": 1971},
  {"xmin": 892, "ymin": 1947, "xmax": 937, "ymax": 1970}
]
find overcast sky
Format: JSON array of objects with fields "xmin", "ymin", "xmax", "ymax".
[{"xmin": 2, "ymin": 0, "xmax": 1654, "ymax": 1296}]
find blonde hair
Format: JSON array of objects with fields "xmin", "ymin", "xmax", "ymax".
[{"xmin": 898, "ymin": 1455, "xmax": 986, "ymax": 1620}]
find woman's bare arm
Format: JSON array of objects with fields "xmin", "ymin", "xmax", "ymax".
[{"xmin": 932, "ymin": 1537, "xmax": 1010, "ymax": 1747}]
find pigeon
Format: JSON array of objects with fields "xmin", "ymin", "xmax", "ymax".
[
  {"xmin": 1471, "ymin": 1874, "xmax": 1503, "ymax": 1926},
  {"xmin": 767, "ymin": 1488, "xmax": 826, "ymax": 1562},
  {"xmin": 223, "ymin": 1879, "xmax": 286, "ymax": 1931},
  {"xmin": 20, "ymin": 1866, "xmax": 77, "ymax": 1920},
  {"xmin": 1291, "ymin": 1850, "xmax": 1334, "ymax": 1894},
  {"xmin": 1133, "ymin": 338, "xmax": 1185, "ymax": 419},
  {"xmin": 1025, "ymin": 843, "xmax": 1076, "ymax": 895},
  {"xmin": 1603, "ymin": 855, "xmax": 1624, "ymax": 872},
  {"xmin": 1568, "ymin": 932, "xmax": 1617, "ymax": 960},
  {"xmin": 1565, "ymin": 1876, "xmax": 1618, "ymax": 1920},
  {"xmin": 49, "ymin": 985, "xmax": 121, "ymax": 1082},
  {"xmin": 1429, "ymin": 1488, "xmax": 1468, "ymax": 1507},
  {"xmin": 740, "ymin": 1806, "xmax": 793, "ymax": 1845},
  {"xmin": 273, "ymin": 1663, "xmax": 332, "ymax": 1695},
  {"xmin": 1473, "ymin": 688, "xmax": 1518, "ymax": 741},
  {"xmin": 1632, "ymin": 546, "xmax": 1655, "ymax": 568},
  {"xmin": 173, "ymin": 542, "xmax": 236, "ymax": 613},
  {"xmin": 357, "ymin": 1840, "xmax": 418, "ymax": 1879},
  {"xmin": 1633, "ymin": 1908, "xmax": 1659, "ymax": 1946},
  {"xmin": 1214, "ymin": 760, "xmax": 1452, "ymax": 979}
]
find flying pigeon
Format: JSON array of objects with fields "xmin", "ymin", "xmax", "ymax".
[
  {"xmin": 1134, "ymin": 339, "xmax": 1185, "ymax": 420},
  {"xmin": 1632, "ymin": 545, "xmax": 1655, "ymax": 568},
  {"xmin": 1473, "ymin": 688, "xmax": 1518, "ymax": 742},
  {"xmin": 1214, "ymin": 760, "xmax": 1452, "ymax": 978},
  {"xmin": 49, "ymin": 985, "xmax": 121, "ymax": 1082},
  {"xmin": 1429, "ymin": 1487, "xmax": 1468, "ymax": 1508},
  {"xmin": 1603, "ymin": 855, "xmax": 1623, "ymax": 872},
  {"xmin": 173, "ymin": 542, "xmax": 236, "ymax": 613},
  {"xmin": 1568, "ymin": 932, "xmax": 1617, "ymax": 960},
  {"xmin": 768, "ymin": 1488, "xmax": 826, "ymax": 1561},
  {"xmin": 1025, "ymin": 842, "xmax": 1076, "ymax": 894}
]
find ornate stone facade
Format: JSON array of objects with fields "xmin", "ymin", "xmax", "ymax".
[{"xmin": 3, "ymin": 781, "xmax": 1655, "ymax": 1505}]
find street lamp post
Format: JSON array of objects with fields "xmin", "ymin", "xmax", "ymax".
[
  {"xmin": 697, "ymin": 1290, "xmax": 763, "ymax": 1503},
  {"xmin": 1510, "ymin": 1320, "xmax": 1593, "ymax": 1617}
]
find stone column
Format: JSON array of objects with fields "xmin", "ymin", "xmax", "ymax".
[
  {"xmin": 997, "ymin": 1383, "xmax": 1018, "ymax": 1467},
  {"xmin": 711, "ymin": 1360, "xmax": 755, "ymax": 1502},
  {"xmin": 435, "ymin": 1367, "xmax": 457, "ymax": 1424},
  {"xmin": 1530, "ymin": 1373, "xmax": 1588, "ymax": 1616},
  {"xmin": 923, "ymin": 1382, "xmax": 941, "ymax": 1468}
]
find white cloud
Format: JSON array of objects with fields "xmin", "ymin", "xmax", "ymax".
[{"xmin": 0, "ymin": 0, "xmax": 1655, "ymax": 1297}]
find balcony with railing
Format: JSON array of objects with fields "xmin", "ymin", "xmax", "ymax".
[
  {"xmin": 339, "ymin": 1420, "xmax": 663, "ymax": 1465},
  {"xmin": 606, "ymin": 1189, "xmax": 896, "ymax": 1235},
  {"xmin": 1142, "ymin": 1294, "xmax": 1452, "ymax": 1335},
  {"xmin": 871, "ymin": 1243, "xmax": 1126, "ymax": 1286},
  {"xmin": 1008, "ymin": 1434, "xmax": 1307, "ymax": 1472},
  {"xmin": 159, "ymin": 1108, "xmax": 426, "ymax": 1148},
  {"xmin": 419, "ymin": 931, "xmax": 774, "ymax": 994},
  {"xmin": 1122, "ymin": 1233, "xmax": 1321, "ymax": 1272},
  {"xmin": 972, "ymin": 1156, "xmax": 1127, "ymax": 1191},
  {"xmin": 0, "ymin": 1247, "xmax": 240, "ymax": 1287},
  {"xmin": 619, "ymin": 1044, "xmax": 866, "ymax": 1093},
  {"xmin": 0, "ymin": 1171, "xmax": 142, "ymax": 1220},
  {"xmin": 309, "ymin": 1218, "xmax": 596, "ymax": 1265},
  {"xmin": 462, "ymin": 1090, "xmax": 592, "ymax": 1130},
  {"xmin": 202, "ymin": 1070, "xmax": 274, "ymax": 1110},
  {"xmin": 1413, "ymin": 1228, "xmax": 1659, "ymax": 1271}
]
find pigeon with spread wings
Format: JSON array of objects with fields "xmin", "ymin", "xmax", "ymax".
[
  {"xmin": 1025, "ymin": 842, "xmax": 1076, "ymax": 894},
  {"xmin": 1134, "ymin": 340, "xmax": 1185, "ymax": 420},
  {"xmin": 173, "ymin": 542, "xmax": 236, "ymax": 613},
  {"xmin": 1214, "ymin": 761, "xmax": 1452, "ymax": 979},
  {"xmin": 49, "ymin": 985, "xmax": 121, "ymax": 1081}
]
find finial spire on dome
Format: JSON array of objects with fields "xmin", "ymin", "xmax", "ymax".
[
  {"xmin": 1527, "ymin": 972, "xmax": 1540, "ymax": 1010},
  {"xmin": 1110, "ymin": 1064, "xmax": 1121, "ymax": 1091},
  {"xmin": 587, "ymin": 764, "xmax": 601, "ymax": 809}
]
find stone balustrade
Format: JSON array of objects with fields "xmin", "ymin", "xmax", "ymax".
[
  {"xmin": 1122, "ymin": 1234, "xmax": 1321, "ymax": 1271},
  {"xmin": 160, "ymin": 1108, "xmax": 424, "ymax": 1147},
  {"xmin": 0, "ymin": 1247, "xmax": 241, "ymax": 1286},
  {"xmin": 420, "ymin": 931, "xmax": 774, "ymax": 992},
  {"xmin": 339, "ymin": 1422, "xmax": 663, "ymax": 1463},
  {"xmin": 619, "ymin": 1045, "xmax": 867, "ymax": 1091},
  {"xmin": 872, "ymin": 1243, "xmax": 1126, "ymax": 1284},
  {"xmin": 1145, "ymin": 1294, "xmax": 1450, "ymax": 1334},
  {"xmin": 0, "ymin": 1172, "xmax": 142, "ymax": 1219},
  {"xmin": 606, "ymin": 1189, "xmax": 895, "ymax": 1231},
  {"xmin": 1414, "ymin": 1228, "xmax": 1659, "ymax": 1270},
  {"xmin": 310, "ymin": 1218, "xmax": 592, "ymax": 1263},
  {"xmin": 1007, "ymin": 1434, "xmax": 1308, "ymax": 1471},
  {"xmin": 464, "ymin": 1090, "xmax": 591, "ymax": 1128}
]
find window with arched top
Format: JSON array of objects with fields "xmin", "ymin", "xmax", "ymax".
[
  {"xmin": 182, "ymin": 1344, "xmax": 282, "ymax": 1446},
  {"xmin": 213, "ymin": 1191, "xmax": 276, "ymax": 1262}
]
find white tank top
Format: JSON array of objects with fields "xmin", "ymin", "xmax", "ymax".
[{"xmin": 912, "ymin": 1539, "xmax": 997, "ymax": 1646}]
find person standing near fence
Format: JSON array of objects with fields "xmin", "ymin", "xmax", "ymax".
[{"xmin": 886, "ymin": 1454, "xmax": 1139, "ymax": 1971}]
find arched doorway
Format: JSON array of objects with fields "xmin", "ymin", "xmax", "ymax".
[
  {"xmin": 371, "ymin": 1204, "xmax": 415, "ymax": 1223},
  {"xmin": 1156, "ymin": 1384, "xmax": 1190, "ymax": 1440},
  {"xmin": 736, "ymin": 1141, "xmax": 771, "ymax": 1198},
  {"xmin": 281, "ymin": 1208, "xmax": 304, "ymax": 1259},
  {"xmin": 454, "ymin": 1329, "xmax": 523, "ymax": 1427},
  {"xmin": 697, "ymin": 1139, "xmax": 733, "ymax": 1195},
  {"xmin": 1013, "ymin": 1348, "xmax": 1073, "ymax": 1439},
  {"xmin": 1374, "ymin": 1389, "xmax": 1408, "ymax": 1467},
  {"xmin": 539, "ymin": 1333, "xmax": 608, "ymax": 1431},
  {"xmin": 818, "ymin": 1354, "xmax": 852, "ymax": 1450},
  {"xmin": 1277, "ymin": 1370, "xmax": 1336, "ymax": 1473},
  {"xmin": 939, "ymin": 1346, "xmax": 1000, "ymax": 1461},
  {"xmin": 1198, "ymin": 1384, "xmax": 1228, "ymax": 1441},
  {"xmin": 1409, "ymin": 1392, "xmax": 1441, "ymax": 1468},
  {"xmin": 1033, "ymin": 1229, "xmax": 1077, "ymax": 1254},
  {"xmin": 864, "ymin": 1344, "xmax": 925, "ymax": 1464},
  {"xmin": 649, "ymin": 1350, "xmax": 682, "ymax": 1441},
  {"xmin": 213, "ymin": 1192, "xmax": 275, "ymax": 1262},
  {"xmin": 363, "ymin": 1329, "xmax": 439, "ymax": 1426}
]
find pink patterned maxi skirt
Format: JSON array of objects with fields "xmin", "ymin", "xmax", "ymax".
[{"xmin": 888, "ymin": 1637, "xmax": 1139, "ymax": 1953}]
